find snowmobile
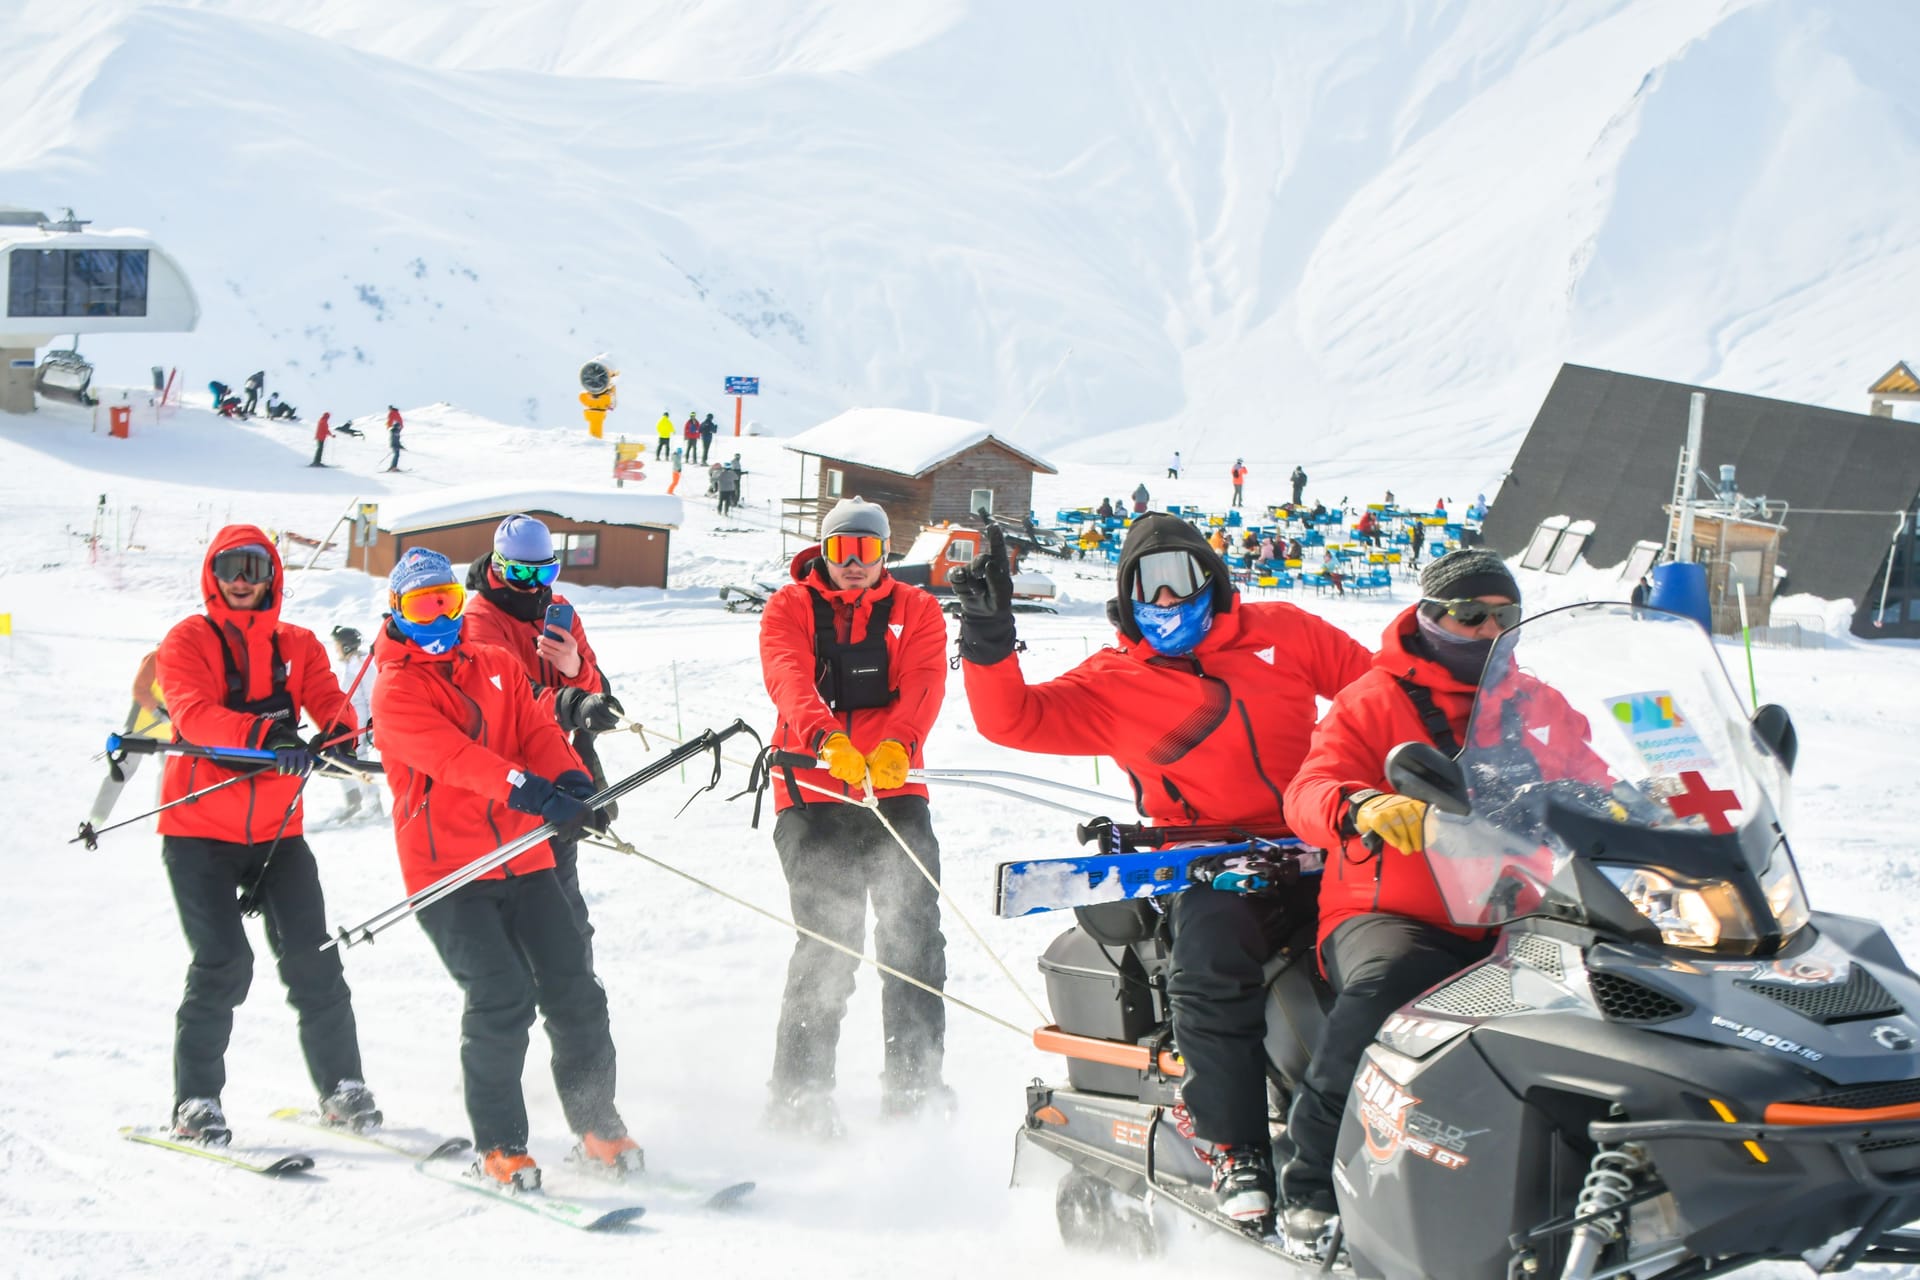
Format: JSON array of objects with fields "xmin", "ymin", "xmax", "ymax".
[
  {"xmin": 1013, "ymin": 602, "xmax": 1920, "ymax": 1277},
  {"xmin": 719, "ymin": 579, "xmax": 782, "ymax": 613},
  {"xmin": 887, "ymin": 522, "xmax": 1057, "ymax": 614}
]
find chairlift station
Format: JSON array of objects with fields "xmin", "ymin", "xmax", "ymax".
[{"xmin": 0, "ymin": 206, "xmax": 200, "ymax": 413}]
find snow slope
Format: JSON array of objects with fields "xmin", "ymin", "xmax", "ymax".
[
  {"xmin": 2, "ymin": 396, "xmax": 1918, "ymax": 1277},
  {"xmin": 3, "ymin": 0, "xmax": 1917, "ymax": 500}
]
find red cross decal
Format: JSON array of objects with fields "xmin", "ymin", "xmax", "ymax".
[{"xmin": 1668, "ymin": 770, "xmax": 1742, "ymax": 834}]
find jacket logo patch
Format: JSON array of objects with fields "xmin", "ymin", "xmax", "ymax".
[
  {"xmin": 889, "ymin": 624, "xmax": 903, "ymax": 638},
  {"xmin": 490, "ymin": 674, "xmax": 502, "ymax": 690},
  {"xmin": 1256, "ymin": 646, "xmax": 1276, "ymax": 664}
]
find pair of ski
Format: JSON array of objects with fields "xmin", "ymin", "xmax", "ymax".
[
  {"xmin": 994, "ymin": 840, "xmax": 1322, "ymax": 918},
  {"xmin": 122, "ymin": 1109, "xmax": 753, "ymax": 1232}
]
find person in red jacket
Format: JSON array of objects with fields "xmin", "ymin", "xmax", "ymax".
[
  {"xmin": 953, "ymin": 513, "xmax": 1371, "ymax": 1225},
  {"xmin": 153, "ymin": 527, "xmax": 375, "ymax": 1145},
  {"xmin": 371, "ymin": 547, "xmax": 640, "ymax": 1190},
  {"xmin": 310, "ymin": 412, "xmax": 331, "ymax": 468},
  {"xmin": 461, "ymin": 514, "xmax": 620, "ymax": 957},
  {"xmin": 759, "ymin": 496, "xmax": 950, "ymax": 1137},
  {"xmin": 1230, "ymin": 458, "xmax": 1249, "ymax": 508},
  {"xmin": 1277, "ymin": 550, "xmax": 1594, "ymax": 1251}
]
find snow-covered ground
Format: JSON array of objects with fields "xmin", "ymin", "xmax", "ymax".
[
  {"xmin": 1, "ymin": 397, "xmax": 1916, "ymax": 1277},
  {"xmin": 4, "ymin": 0, "xmax": 1918, "ymax": 494}
]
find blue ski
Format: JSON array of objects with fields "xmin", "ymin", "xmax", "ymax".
[{"xmin": 994, "ymin": 841, "xmax": 1319, "ymax": 918}]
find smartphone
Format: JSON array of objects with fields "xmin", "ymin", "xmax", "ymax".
[{"xmin": 543, "ymin": 602, "xmax": 574, "ymax": 639}]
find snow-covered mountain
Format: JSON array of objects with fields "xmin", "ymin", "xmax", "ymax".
[{"xmin": 5, "ymin": 1, "xmax": 1916, "ymax": 491}]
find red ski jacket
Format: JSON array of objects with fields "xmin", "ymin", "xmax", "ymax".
[
  {"xmin": 370, "ymin": 628, "xmax": 586, "ymax": 895},
  {"xmin": 315, "ymin": 413, "xmax": 331, "ymax": 442},
  {"xmin": 1286, "ymin": 606, "xmax": 1604, "ymax": 953},
  {"xmin": 964, "ymin": 597, "xmax": 1371, "ymax": 827},
  {"xmin": 761, "ymin": 548, "xmax": 948, "ymax": 813},
  {"xmin": 156, "ymin": 527, "xmax": 357, "ymax": 843},
  {"xmin": 459, "ymin": 561, "xmax": 605, "ymax": 716}
]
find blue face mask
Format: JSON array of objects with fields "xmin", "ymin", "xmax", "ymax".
[
  {"xmin": 395, "ymin": 613, "xmax": 464, "ymax": 655},
  {"xmin": 1132, "ymin": 594, "xmax": 1214, "ymax": 656}
]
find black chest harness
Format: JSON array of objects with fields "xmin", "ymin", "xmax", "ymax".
[
  {"xmin": 811, "ymin": 590, "xmax": 897, "ymax": 714},
  {"xmin": 1392, "ymin": 675, "xmax": 1461, "ymax": 756},
  {"xmin": 205, "ymin": 616, "xmax": 293, "ymax": 724}
]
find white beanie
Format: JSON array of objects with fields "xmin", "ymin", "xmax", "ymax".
[{"xmin": 820, "ymin": 496, "xmax": 890, "ymax": 541}]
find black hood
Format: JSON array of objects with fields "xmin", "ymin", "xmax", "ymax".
[
  {"xmin": 1104, "ymin": 512, "xmax": 1236, "ymax": 642},
  {"xmin": 464, "ymin": 553, "xmax": 551, "ymax": 622}
]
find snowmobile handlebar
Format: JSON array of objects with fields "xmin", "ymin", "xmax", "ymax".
[{"xmin": 322, "ymin": 719, "xmax": 762, "ymax": 950}]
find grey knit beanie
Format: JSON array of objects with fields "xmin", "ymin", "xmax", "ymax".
[
  {"xmin": 1420, "ymin": 549, "xmax": 1520, "ymax": 603},
  {"xmin": 819, "ymin": 496, "xmax": 890, "ymax": 541}
]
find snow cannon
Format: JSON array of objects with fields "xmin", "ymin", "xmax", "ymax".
[{"xmin": 578, "ymin": 359, "xmax": 617, "ymax": 438}]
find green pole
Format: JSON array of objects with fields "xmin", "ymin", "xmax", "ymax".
[{"xmin": 1735, "ymin": 582, "xmax": 1758, "ymax": 711}]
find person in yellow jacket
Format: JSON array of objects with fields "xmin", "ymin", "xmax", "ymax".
[{"xmin": 655, "ymin": 411, "xmax": 674, "ymax": 460}]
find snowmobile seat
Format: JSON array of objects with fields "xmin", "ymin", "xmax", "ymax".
[{"xmin": 1073, "ymin": 898, "xmax": 1166, "ymax": 947}]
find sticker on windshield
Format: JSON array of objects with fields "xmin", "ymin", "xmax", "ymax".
[{"xmin": 1605, "ymin": 690, "xmax": 1716, "ymax": 774}]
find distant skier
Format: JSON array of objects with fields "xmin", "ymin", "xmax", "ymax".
[
  {"xmin": 325, "ymin": 625, "xmax": 379, "ymax": 822},
  {"xmin": 683, "ymin": 413, "xmax": 701, "ymax": 457},
  {"xmin": 655, "ymin": 410, "xmax": 674, "ymax": 460},
  {"xmin": 699, "ymin": 412, "xmax": 719, "ymax": 463},
  {"xmin": 1230, "ymin": 459, "xmax": 1248, "ymax": 508},
  {"xmin": 1131, "ymin": 482, "xmax": 1150, "ymax": 514},
  {"xmin": 242, "ymin": 371, "xmax": 264, "ymax": 416},
  {"xmin": 716, "ymin": 456, "xmax": 743, "ymax": 515},
  {"xmin": 384, "ymin": 407, "xmax": 404, "ymax": 473},
  {"xmin": 668, "ymin": 445, "xmax": 684, "ymax": 494},
  {"xmin": 1408, "ymin": 519, "xmax": 1426, "ymax": 565},
  {"xmin": 310, "ymin": 413, "xmax": 332, "ymax": 467},
  {"xmin": 1290, "ymin": 465, "xmax": 1307, "ymax": 506},
  {"xmin": 681, "ymin": 412, "xmax": 699, "ymax": 462},
  {"xmin": 1167, "ymin": 450, "xmax": 1181, "ymax": 480},
  {"xmin": 266, "ymin": 393, "xmax": 298, "ymax": 421}
]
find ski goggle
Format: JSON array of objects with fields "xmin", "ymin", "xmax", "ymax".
[
  {"xmin": 394, "ymin": 581, "xmax": 466, "ymax": 625},
  {"xmin": 823, "ymin": 534, "xmax": 885, "ymax": 565},
  {"xmin": 211, "ymin": 544, "xmax": 275, "ymax": 584},
  {"xmin": 1130, "ymin": 550, "xmax": 1212, "ymax": 603},
  {"xmin": 493, "ymin": 553, "xmax": 560, "ymax": 589},
  {"xmin": 1423, "ymin": 597, "xmax": 1522, "ymax": 630}
]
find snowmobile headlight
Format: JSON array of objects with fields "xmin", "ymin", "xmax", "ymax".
[
  {"xmin": 1760, "ymin": 848, "xmax": 1810, "ymax": 937},
  {"xmin": 1596, "ymin": 864, "xmax": 1759, "ymax": 952}
]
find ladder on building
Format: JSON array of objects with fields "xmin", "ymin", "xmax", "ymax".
[{"xmin": 1663, "ymin": 442, "xmax": 1694, "ymax": 561}]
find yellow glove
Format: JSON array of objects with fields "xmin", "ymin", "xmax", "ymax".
[
  {"xmin": 1354, "ymin": 792, "xmax": 1429, "ymax": 854},
  {"xmin": 866, "ymin": 739, "xmax": 911, "ymax": 791},
  {"xmin": 819, "ymin": 732, "xmax": 868, "ymax": 785}
]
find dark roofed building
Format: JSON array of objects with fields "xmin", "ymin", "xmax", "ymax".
[{"xmin": 1484, "ymin": 364, "xmax": 1920, "ymax": 638}]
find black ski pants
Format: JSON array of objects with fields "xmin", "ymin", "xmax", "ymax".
[
  {"xmin": 549, "ymin": 834, "xmax": 595, "ymax": 970},
  {"xmin": 416, "ymin": 870, "xmax": 619, "ymax": 1152},
  {"xmin": 311, "ymin": 439, "xmax": 325, "ymax": 466},
  {"xmin": 1281, "ymin": 913, "xmax": 1491, "ymax": 1209},
  {"xmin": 1166, "ymin": 885, "xmax": 1295, "ymax": 1149},
  {"xmin": 771, "ymin": 794, "xmax": 947, "ymax": 1094},
  {"xmin": 655, "ymin": 435, "xmax": 670, "ymax": 459},
  {"xmin": 163, "ymin": 835, "xmax": 363, "ymax": 1107}
]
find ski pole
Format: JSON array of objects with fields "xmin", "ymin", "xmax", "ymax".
[
  {"xmin": 73, "ymin": 767, "xmax": 266, "ymax": 849},
  {"xmin": 910, "ymin": 768, "xmax": 1130, "ymax": 813},
  {"xmin": 323, "ymin": 719, "xmax": 761, "ymax": 949},
  {"xmin": 100, "ymin": 734, "xmax": 276, "ymax": 782}
]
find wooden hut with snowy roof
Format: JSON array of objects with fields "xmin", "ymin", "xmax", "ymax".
[
  {"xmin": 781, "ymin": 408, "xmax": 1056, "ymax": 551},
  {"xmin": 361, "ymin": 486, "xmax": 682, "ymax": 588}
]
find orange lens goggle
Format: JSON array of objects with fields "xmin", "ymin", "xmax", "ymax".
[
  {"xmin": 394, "ymin": 581, "xmax": 466, "ymax": 625},
  {"xmin": 823, "ymin": 534, "xmax": 885, "ymax": 565}
]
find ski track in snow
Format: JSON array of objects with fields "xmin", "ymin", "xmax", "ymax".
[{"xmin": 2, "ymin": 396, "xmax": 1916, "ymax": 1276}]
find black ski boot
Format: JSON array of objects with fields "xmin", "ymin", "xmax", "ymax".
[
  {"xmin": 173, "ymin": 1097, "xmax": 232, "ymax": 1146},
  {"xmin": 320, "ymin": 1080, "xmax": 382, "ymax": 1132},
  {"xmin": 762, "ymin": 1084, "xmax": 845, "ymax": 1142},
  {"xmin": 1208, "ymin": 1143, "xmax": 1275, "ymax": 1228}
]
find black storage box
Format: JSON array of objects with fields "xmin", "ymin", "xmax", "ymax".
[{"xmin": 1039, "ymin": 926, "xmax": 1159, "ymax": 1094}]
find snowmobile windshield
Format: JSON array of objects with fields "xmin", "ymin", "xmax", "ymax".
[{"xmin": 1422, "ymin": 603, "xmax": 1805, "ymax": 954}]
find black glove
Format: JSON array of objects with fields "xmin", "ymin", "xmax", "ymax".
[
  {"xmin": 261, "ymin": 723, "xmax": 313, "ymax": 777},
  {"xmin": 507, "ymin": 771, "xmax": 594, "ymax": 835},
  {"xmin": 554, "ymin": 768, "xmax": 610, "ymax": 833},
  {"xmin": 950, "ymin": 525, "xmax": 1018, "ymax": 665},
  {"xmin": 556, "ymin": 688, "xmax": 624, "ymax": 733}
]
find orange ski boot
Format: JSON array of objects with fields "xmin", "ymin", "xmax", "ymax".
[
  {"xmin": 477, "ymin": 1145, "xmax": 541, "ymax": 1193},
  {"xmin": 573, "ymin": 1129, "xmax": 645, "ymax": 1178}
]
